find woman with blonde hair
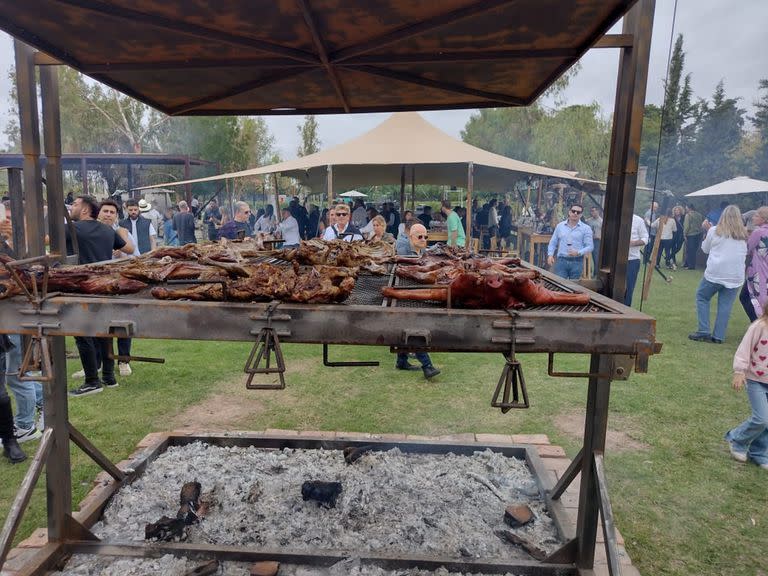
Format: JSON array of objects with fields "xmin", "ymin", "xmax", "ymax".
[
  {"xmin": 689, "ymin": 205, "xmax": 749, "ymax": 344},
  {"xmin": 366, "ymin": 214, "xmax": 395, "ymax": 243}
]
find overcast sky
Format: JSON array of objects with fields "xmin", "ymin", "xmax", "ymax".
[{"xmin": 0, "ymin": 0, "xmax": 766, "ymax": 160}]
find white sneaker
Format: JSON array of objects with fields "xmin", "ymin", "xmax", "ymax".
[
  {"xmin": 72, "ymin": 369, "xmax": 85, "ymax": 379},
  {"xmin": 118, "ymin": 362, "xmax": 132, "ymax": 377},
  {"xmin": 15, "ymin": 425, "xmax": 42, "ymax": 443},
  {"xmin": 728, "ymin": 441, "xmax": 747, "ymax": 463}
]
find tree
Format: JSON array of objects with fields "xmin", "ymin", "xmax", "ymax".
[
  {"xmin": 531, "ymin": 103, "xmax": 611, "ymax": 179},
  {"xmin": 461, "ymin": 107, "xmax": 544, "ymax": 162},
  {"xmin": 687, "ymin": 81, "xmax": 745, "ymax": 190},
  {"xmin": 297, "ymin": 115, "xmax": 321, "ymax": 157},
  {"xmin": 751, "ymin": 79, "xmax": 768, "ymax": 179}
]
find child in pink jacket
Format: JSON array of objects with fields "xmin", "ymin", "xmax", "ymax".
[{"xmin": 727, "ymin": 314, "xmax": 768, "ymax": 469}]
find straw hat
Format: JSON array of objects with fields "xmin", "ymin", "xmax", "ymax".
[{"xmin": 138, "ymin": 199, "xmax": 151, "ymax": 213}]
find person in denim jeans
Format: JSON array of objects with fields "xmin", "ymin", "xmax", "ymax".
[
  {"xmin": 726, "ymin": 313, "xmax": 768, "ymax": 469},
  {"xmin": 1, "ymin": 335, "xmax": 43, "ymax": 441},
  {"xmin": 688, "ymin": 206, "xmax": 748, "ymax": 344}
]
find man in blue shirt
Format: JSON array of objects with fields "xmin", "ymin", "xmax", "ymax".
[{"xmin": 546, "ymin": 203, "xmax": 593, "ymax": 281}]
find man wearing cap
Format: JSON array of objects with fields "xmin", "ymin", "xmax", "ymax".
[
  {"xmin": 120, "ymin": 199, "xmax": 157, "ymax": 256},
  {"xmin": 277, "ymin": 205, "xmax": 301, "ymax": 248},
  {"xmin": 323, "ymin": 204, "xmax": 364, "ymax": 241},
  {"xmin": 393, "ymin": 222, "xmax": 441, "ymax": 380},
  {"xmin": 218, "ymin": 201, "xmax": 253, "ymax": 240}
]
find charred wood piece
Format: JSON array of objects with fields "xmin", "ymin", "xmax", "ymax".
[
  {"xmin": 301, "ymin": 480, "xmax": 342, "ymax": 508},
  {"xmin": 343, "ymin": 445, "xmax": 374, "ymax": 464},
  {"xmin": 145, "ymin": 481, "xmax": 202, "ymax": 542},
  {"xmin": 494, "ymin": 528, "xmax": 548, "ymax": 561},
  {"xmin": 504, "ymin": 504, "xmax": 534, "ymax": 528},
  {"xmin": 144, "ymin": 515, "xmax": 187, "ymax": 542},
  {"xmin": 184, "ymin": 559, "xmax": 219, "ymax": 576}
]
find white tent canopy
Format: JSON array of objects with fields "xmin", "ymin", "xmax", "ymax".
[
  {"xmin": 135, "ymin": 112, "xmax": 580, "ymax": 194},
  {"xmin": 685, "ymin": 176, "xmax": 768, "ymax": 197}
]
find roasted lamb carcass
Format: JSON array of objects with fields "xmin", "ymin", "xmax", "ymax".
[
  {"xmin": 274, "ymin": 239, "xmax": 393, "ymax": 274},
  {"xmin": 289, "ymin": 265, "xmax": 357, "ymax": 303}
]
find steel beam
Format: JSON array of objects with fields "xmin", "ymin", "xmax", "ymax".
[
  {"xmin": 13, "ymin": 40, "xmax": 45, "ymax": 258},
  {"xmin": 0, "ymin": 297, "xmax": 656, "ymax": 357},
  {"xmin": 7, "ymin": 168, "xmax": 26, "ymax": 254},
  {"xmin": 600, "ymin": 0, "xmax": 656, "ymax": 302},
  {"xmin": 45, "ymin": 336, "xmax": 73, "ymax": 542},
  {"xmin": 40, "ymin": 65, "xmax": 67, "ymax": 259}
]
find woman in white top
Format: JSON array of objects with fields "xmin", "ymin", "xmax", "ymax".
[
  {"xmin": 689, "ymin": 205, "xmax": 749, "ymax": 344},
  {"xmin": 651, "ymin": 210, "xmax": 678, "ymax": 269}
]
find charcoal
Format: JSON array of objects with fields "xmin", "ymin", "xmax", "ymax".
[{"xmin": 301, "ymin": 480, "xmax": 342, "ymax": 508}]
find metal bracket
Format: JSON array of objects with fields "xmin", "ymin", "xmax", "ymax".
[
  {"xmin": 322, "ymin": 343, "xmax": 379, "ymax": 367},
  {"xmin": 491, "ymin": 312, "xmax": 530, "ymax": 412},
  {"xmin": 244, "ymin": 301, "xmax": 286, "ymax": 390},
  {"xmin": 547, "ymin": 352, "xmax": 615, "ymax": 379}
]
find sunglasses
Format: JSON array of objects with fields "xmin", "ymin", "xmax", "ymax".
[
  {"xmin": 570, "ymin": 209, "xmax": 583, "ymax": 214},
  {"xmin": 336, "ymin": 212, "xmax": 350, "ymax": 216},
  {"xmin": 413, "ymin": 234, "xmax": 428, "ymax": 240}
]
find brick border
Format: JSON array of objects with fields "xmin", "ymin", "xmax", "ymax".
[{"xmin": 3, "ymin": 431, "xmax": 639, "ymax": 576}]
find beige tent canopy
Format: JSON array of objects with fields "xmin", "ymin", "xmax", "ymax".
[{"xmin": 137, "ymin": 112, "xmax": 579, "ymax": 193}]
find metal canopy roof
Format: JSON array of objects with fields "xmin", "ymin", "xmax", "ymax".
[{"xmin": 0, "ymin": 0, "xmax": 636, "ymax": 116}]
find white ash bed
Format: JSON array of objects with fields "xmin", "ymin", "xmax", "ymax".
[{"xmin": 82, "ymin": 443, "xmax": 561, "ymax": 564}]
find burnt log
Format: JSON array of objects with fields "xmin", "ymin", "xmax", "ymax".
[{"xmin": 301, "ymin": 480, "xmax": 342, "ymax": 508}]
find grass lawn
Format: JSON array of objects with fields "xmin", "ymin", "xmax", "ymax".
[{"xmin": 1, "ymin": 266, "xmax": 767, "ymax": 575}]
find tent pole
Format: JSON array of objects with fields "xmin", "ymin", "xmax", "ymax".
[
  {"xmin": 226, "ymin": 178, "xmax": 234, "ymax": 219},
  {"xmin": 273, "ymin": 173, "xmax": 282, "ymax": 222},
  {"xmin": 326, "ymin": 165, "xmax": 333, "ymax": 208},
  {"xmin": 410, "ymin": 166, "xmax": 415, "ymax": 211},
  {"xmin": 467, "ymin": 162, "xmax": 474, "ymax": 243},
  {"xmin": 400, "ymin": 165, "xmax": 406, "ymax": 214}
]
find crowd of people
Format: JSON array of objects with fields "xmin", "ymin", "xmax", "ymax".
[{"xmin": 4, "ymin": 190, "xmax": 768, "ymax": 469}]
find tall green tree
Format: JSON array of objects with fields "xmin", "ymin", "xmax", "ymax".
[
  {"xmin": 751, "ymin": 79, "xmax": 768, "ymax": 179},
  {"xmin": 297, "ymin": 115, "xmax": 321, "ymax": 157},
  {"xmin": 531, "ymin": 103, "xmax": 611, "ymax": 179},
  {"xmin": 687, "ymin": 81, "xmax": 745, "ymax": 190}
]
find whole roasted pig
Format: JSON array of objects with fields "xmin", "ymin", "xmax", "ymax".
[{"xmin": 382, "ymin": 272, "xmax": 590, "ymax": 309}]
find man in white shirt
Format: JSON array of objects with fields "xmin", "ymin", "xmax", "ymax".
[
  {"xmin": 139, "ymin": 199, "xmax": 162, "ymax": 238},
  {"xmin": 322, "ymin": 204, "xmax": 363, "ymax": 241},
  {"xmin": 277, "ymin": 206, "xmax": 301, "ymax": 248},
  {"xmin": 625, "ymin": 214, "xmax": 649, "ymax": 306}
]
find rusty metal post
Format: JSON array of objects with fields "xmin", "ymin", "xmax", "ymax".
[
  {"xmin": 14, "ymin": 39, "xmax": 45, "ymax": 258},
  {"xmin": 45, "ymin": 335, "xmax": 73, "ymax": 542},
  {"xmin": 7, "ymin": 168, "xmax": 26, "ymax": 254},
  {"xmin": 40, "ymin": 64, "xmax": 67, "ymax": 259},
  {"xmin": 576, "ymin": 0, "xmax": 655, "ymax": 570},
  {"xmin": 575, "ymin": 353, "xmax": 612, "ymax": 570},
  {"xmin": 410, "ymin": 166, "xmax": 416, "ymax": 211},
  {"xmin": 600, "ymin": 0, "xmax": 656, "ymax": 303}
]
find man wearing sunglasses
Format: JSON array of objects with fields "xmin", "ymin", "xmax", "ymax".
[
  {"xmin": 218, "ymin": 201, "xmax": 254, "ymax": 240},
  {"xmin": 322, "ymin": 205, "xmax": 363, "ymax": 241},
  {"xmin": 392, "ymin": 223, "xmax": 441, "ymax": 379},
  {"xmin": 546, "ymin": 203, "xmax": 594, "ymax": 281}
]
